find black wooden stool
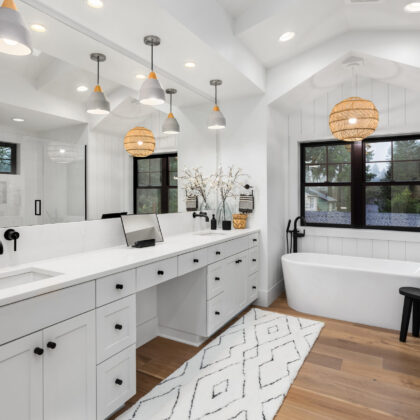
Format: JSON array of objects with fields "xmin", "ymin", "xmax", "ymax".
[{"xmin": 399, "ymin": 287, "xmax": 420, "ymax": 342}]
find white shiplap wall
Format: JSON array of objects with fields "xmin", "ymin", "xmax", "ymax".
[{"xmin": 287, "ymin": 77, "xmax": 420, "ymax": 262}]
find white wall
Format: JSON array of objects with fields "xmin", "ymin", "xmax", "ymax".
[{"xmin": 286, "ymin": 76, "xmax": 420, "ymax": 261}]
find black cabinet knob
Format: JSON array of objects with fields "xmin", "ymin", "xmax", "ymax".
[
  {"xmin": 115, "ymin": 324, "xmax": 123, "ymax": 330},
  {"xmin": 253, "ymin": 238, "xmax": 257, "ymax": 242},
  {"xmin": 216, "ymin": 251, "xmax": 221, "ymax": 255},
  {"xmin": 116, "ymin": 284, "xmax": 124, "ymax": 290},
  {"xmin": 215, "ymin": 311, "xmax": 220, "ymax": 315},
  {"xmin": 252, "ymin": 286, "xmax": 257, "ymax": 290},
  {"xmin": 193, "ymin": 258, "xmax": 199, "ymax": 263},
  {"xmin": 215, "ymin": 277, "xmax": 220, "ymax": 281},
  {"xmin": 252, "ymin": 259, "xmax": 257, "ymax": 262},
  {"xmin": 47, "ymin": 342, "xmax": 56, "ymax": 350},
  {"xmin": 157, "ymin": 270, "xmax": 164, "ymax": 275},
  {"xmin": 115, "ymin": 378, "xmax": 123, "ymax": 386},
  {"xmin": 236, "ymin": 259, "xmax": 242, "ymax": 264},
  {"xmin": 34, "ymin": 347, "xmax": 44, "ymax": 356}
]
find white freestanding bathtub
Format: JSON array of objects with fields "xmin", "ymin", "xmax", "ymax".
[{"xmin": 282, "ymin": 253, "xmax": 420, "ymax": 331}]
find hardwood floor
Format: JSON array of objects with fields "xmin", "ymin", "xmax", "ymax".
[{"xmin": 111, "ymin": 297, "xmax": 420, "ymax": 419}]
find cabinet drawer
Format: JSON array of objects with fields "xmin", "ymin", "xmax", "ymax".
[
  {"xmin": 97, "ymin": 345, "xmax": 136, "ymax": 420},
  {"xmin": 225, "ymin": 236, "xmax": 249, "ymax": 257},
  {"xmin": 249, "ymin": 233, "xmax": 259, "ymax": 248},
  {"xmin": 0, "ymin": 281, "xmax": 95, "ymax": 347},
  {"xmin": 207, "ymin": 292, "xmax": 227, "ymax": 336},
  {"xmin": 96, "ymin": 269, "xmax": 136, "ymax": 307},
  {"xmin": 248, "ymin": 247, "xmax": 259, "ymax": 275},
  {"xmin": 137, "ymin": 257, "xmax": 178, "ymax": 291},
  {"xmin": 96, "ymin": 295, "xmax": 136, "ymax": 364},
  {"xmin": 207, "ymin": 261, "xmax": 224, "ymax": 300},
  {"xmin": 247, "ymin": 273, "xmax": 259, "ymax": 304},
  {"xmin": 178, "ymin": 248, "xmax": 208, "ymax": 276},
  {"xmin": 207, "ymin": 243, "xmax": 227, "ymax": 264}
]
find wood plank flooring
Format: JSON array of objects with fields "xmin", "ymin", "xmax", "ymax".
[{"xmin": 110, "ymin": 297, "xmax": 420, "ymax": 419}]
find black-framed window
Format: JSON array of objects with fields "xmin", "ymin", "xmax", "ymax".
[
  {"xmin": 301, "ymin": 135, "xmax": 420, "ymax": 231},
  {"xmin": 133, "ymin": 153, "xmax": 178, "ymax": 214},
  {"xmin": 0, "ymin": 142, "xmax": 17, "ymax": 174}
]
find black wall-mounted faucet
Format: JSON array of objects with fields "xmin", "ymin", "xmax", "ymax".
[
  {"xmin": 193, "ymin": 211, "xmax": 209, "ymax": 222},
  {"xmin": 286, "ymin": 217, "xmax": 306, "ymax": 253},
  {"xmin": 4, "ymin": 229, "xmax": 20, "ymax": 252}
]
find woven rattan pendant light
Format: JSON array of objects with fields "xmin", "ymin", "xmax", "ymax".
[
  {"xmin": 124, "ymin": 127, "xmax": 155, "ymax": 157},
  {"xmin": 329, "ymin": 58, "xmax": 379, "ymax": 142}
]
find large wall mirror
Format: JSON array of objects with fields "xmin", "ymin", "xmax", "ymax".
[{"xmin": 0, "ymin": 1, "xmax": 218, "ymax": 228}]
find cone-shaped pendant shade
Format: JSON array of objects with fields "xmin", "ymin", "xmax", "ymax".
[
  {"xmin": 86, "ymin": 85, "xmax": 110, "ymax": 115},
  {"xmin": 0, "ymin": 0, "xmax": 32, "ymax": 56},
  {"xmin": 139, "ymin": 72, "xmax": 165, "ymax": 106},
  {"xmin": 208, "ymin": 105, "xmax": 226, "ymax": 130},
  {"xmin": 163, "ymin": 112, "xmax": 180, "ymax": 134}
]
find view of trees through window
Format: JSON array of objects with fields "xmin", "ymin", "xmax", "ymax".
[
  {"xmin": 301, "ymin": 137, "xmax": 420, "ymax": 230},
  {"xmin": 0, "ymin": 142, "xmax": 17, "ymax": 174}
]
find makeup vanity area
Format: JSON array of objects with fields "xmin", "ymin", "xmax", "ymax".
[{"xmin": 0, "ymin": 222, "xmax": 260, "ymax": 420}]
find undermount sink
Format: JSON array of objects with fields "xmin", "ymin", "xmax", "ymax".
[
  {"xmin": 194, "ymin": 231, "xmax": 228, "ymax": 237},
  {"xmin": 0, "ymin": 268, "xmax": 62, "ymax": 290}
]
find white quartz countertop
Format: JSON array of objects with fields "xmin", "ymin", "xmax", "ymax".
[{"xmin": 0, "ymin": 228, "xmax": 259, "ymax": 307}]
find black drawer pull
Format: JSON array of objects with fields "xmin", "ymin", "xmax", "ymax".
[
  {"xmin": 47, "ymin": 342, "xmax": 56, "ymax": 350},
  {"xmin": 215, "ymin": 277, "xmax": 220, "ymax": 281},
  {"xmin": 34, "ymin": 347, "xmax": 44, "ymax": 356},
  {"xmin": 236, "ymin": 259, "xmax": 242, "ymax": 264},
  {"xmin": 115, "ymin": 324, "xmax": 123, "ymax": 330},
  {"xmin": 193, "ymin": 258, "xmax": 199, "ymax": 263},
  {"xmin": 252, "ymin": 286, "xmax": 257, "ymax": 290},
  {"xmin": 215, "ymin": 311, "xmax": 220, "ymax": 315},
  {"xmin": 116, "ymin": 284, "xmax": 124, "ymax": 290},
  {"xmin": 115, "ymin": 378, "xmax": 123, "ymax": 386},
  {"xmin": 253, "ymin": 238, "xmax": 257, "ymax": 242},
  {"xmin": 252, "ymin": 259, "xmax": 257, "ymax": 262},
  {"xmin": 216, "ymin": 251, "xmax": 221, "ymax": 255},
  {"xmin": 157, "ymin": 270, "xmax": 164, "ymax": 275}
]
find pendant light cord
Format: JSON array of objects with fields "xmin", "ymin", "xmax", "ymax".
[
  {"xmin": 151, "ymin": 44, "xmax": 154, "ymax": 72},
  {"xmin": 214, "ymin": 85, "xmax": 218, "ymax": 105},
  {"xmin": 170, "ymin": 93, "xmax": 173, "ymax": 112},
  {"xmin": 97, "ymin": 57, "xmax": 100, "ymax": 85}
]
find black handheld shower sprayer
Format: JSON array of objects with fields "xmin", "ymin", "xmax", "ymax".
[{"xmin": 286, "ymin": 216, "xmax": 306, "ymax": 253}]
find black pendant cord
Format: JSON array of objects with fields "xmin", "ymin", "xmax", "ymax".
[
  {"xmin": 215, "ymin": 85, "xmax": 218, "ymax": 105},
  {"xmin": 169, "ymin": 93, "xmax": 173, "ymax": 113},
  {"xmin": 97, "ymin": 57, "xmax": 100, "ymax": 85},
  {"xmin": 151, "ymin": 45, "xmax": 154, "ymax": 72}
]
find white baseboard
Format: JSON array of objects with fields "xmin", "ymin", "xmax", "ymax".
[
  {"xmin": 256, "ymin": 280, "xmax": 284, "ymax": 307},
  {"xmin": 159, "ymin": 325, "xmax": 206, "ymax": 347},
  {"xmin": 137, "ymin": 316, "xmax": 159, "ymax": 348}
]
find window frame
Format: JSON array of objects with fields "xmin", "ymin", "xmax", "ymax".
[
  {"xmin": 0, "ymin": 141, "xmax": 17, "ymax": 175},
  {"xmin": 300, "ymin": 134, "xmax": 420, "ymax": 232},
  {"xmin": 133, "ymin": 153, "xmax": 177, "ymax": 215}
]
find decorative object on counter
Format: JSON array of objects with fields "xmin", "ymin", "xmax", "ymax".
[
  {"xmin": 211, "ymin": 214, "xmax": 217, "ymax": 230},
  {"xmin": 329, "ymin": 57, "xmax": 379, "ymax": 142},
  {"xmin": 232, "ymin": 213, "xmax": 248, "ymax": 229},
  {"xmin": 47, "ymin": 141, "xmax": 83, "ymax": 164},
  {"xmin": 208, "ymin": 79, "xmax": 226, "ymax": 130},
  {"xmin": 0, "ymin": 0, "xmax": 32, "ymax": 56},
  {"xmin": 133, "ymin": 238, "xmax": 155, "ymax": 248},
  {"xmin": 86, "ymin": 53, "xmax": 110, "ymax": 115},
  {"xmin": 162, "ymin": 88, "xmax": 180, "ymax": 134},
  {"xmin": 117, "ymin": 308, "xmax": 324, "ymax": 420},
  {"xmin": 124, "ymin": 126, "xmax": 155, "ymax": 157},
  {"xmin": 139, "ymin": 35, "xmax": 165, "ymax": 106},
  {"xmin": 185, "ymin": 195, "xmax": 198, "ymax": 211},
  {"xmin": 121, "ymin": 214, "xmax": 163, "ymax": 247}
]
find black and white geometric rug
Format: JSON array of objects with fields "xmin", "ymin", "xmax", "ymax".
[{"xmin": 117, "ymin": 308, "xmax": 324, "ymax": 420}]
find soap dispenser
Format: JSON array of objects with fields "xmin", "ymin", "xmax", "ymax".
[{"xmin": 211, "ymin": 214, "xmax": 217, "ymax": 230}]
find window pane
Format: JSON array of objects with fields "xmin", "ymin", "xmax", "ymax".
[
  {"xmin": 169, "ymin": 171, "xmax": 178, "ymax": 187},
  {"xmin": 304, "ymin": 146, "xmax": 326, "ymax": 164},
  {"xmin": 366, "ymin": 162, "xmax": 391, "ymax": 182},
  {"xmin": 305, "ymin": 165, "xmax": 326, "ymax": 183},
  {"xmin": 393, "ymin": 161, "xmax": 420, "ymax": 182},
  {"xmin": 136, "ymin": 188, "xmax": 161, "ymax": 214},
  {"xmin": 150, "ymin": 172, "xmax": 162, "ymax": 186},
  {"xmin": 168, "ymin": 188, "xmax": 178, "ymax": 213},
  {"xmin": 149, "ymin": 158, "xmax": 162, "ymax": 172},
  {"xmin": 0, "ymin": 146, "xmax": 12, "ymax": 160},
  {"xmin": 169, "ymin": 156, "xmax": 178, "ymax": 172},
  {"xmin": 304, "ymin": 186, "xmax": 351, "ymax": 225},
  {"xmin": 365, "ymin": 142, "xmax": 391, "ymax": 162},
  {"xmin": 328, "ymin": 164, "xmax": 351, "ymax": 182},
  {"xmin": 137, "ymin": 159, "xmax": 149, "ymax": 173},
  {"xmin": 393, "ymin": 140, "xmax": 420, "ymax": 161},
  {"xmin": 137, "ymin": 172, "xmax": 149, "ymax": 186},
  {"xmin": 366, "ymin": 185, "xmax": 420, "ymax": 228},
  {"xmin": 0, "ymin": 160, "xmax": 12, "ymax": 173},
  {"xmin": 327, "ymin": 144, "xmax": 351, "ymax": 163}
]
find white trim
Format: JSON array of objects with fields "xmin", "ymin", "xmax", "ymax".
[{"xmin": 136, "ymin": 316, "xmax": 158, "ymax": 348}]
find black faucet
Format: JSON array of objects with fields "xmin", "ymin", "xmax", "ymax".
[
  {"xmin": 286, "ymin": 217, "xmax": 306, "ymax": 253},
  {"xmin": 193, "ymin": 211, "xmax": 209, "ymax": 222},
  {"xmin": 4, "ymin": 229, "xmax": 20, "ymax": 252}
]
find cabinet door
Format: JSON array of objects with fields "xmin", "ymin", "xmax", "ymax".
[
  {"xmin": 234, "ymin": 251, "xmax": 249, "ymax": 311},
  {"xmin": 0, "ymin": 332, "xmax": 43, "ymax": 420},
  {"xmin": 43, "ymin": 311, "xmax": 96, "ymax": 420}
]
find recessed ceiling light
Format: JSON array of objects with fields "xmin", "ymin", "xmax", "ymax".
[
  {"xmin": 77, "ymin": 85, "xmax": 89, "ymax": 92},
  {"xmin": 279, "ymin": 31, "xmax": 295, "ymax": 42},
  {"xmin": 12, "ymin": 118, "xmax": 24, "ymax": 122},
  {"xmin": 30, "ymin": 24, "xmax": 46, "ymax": 33},
  {"xmin": 404, "ymin": 2, "xmax": 420, "ymax": 12},
  {"xmin": 136, "ymin": 73, "xmax": 146, "ymax": 80},
  {"xmin": 184, "ymin": 61, "xmax": 196, "ymax": 68},
  {"xmin": 87, "ymin": 0, "xmax": 104, "ymax": 8}
]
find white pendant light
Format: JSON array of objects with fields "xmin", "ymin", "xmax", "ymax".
[
  {"xmin": 162, "ymin": 88, "xmax": 180, "ymax": 135},
  {"xmin": 139, "ymin": 35, "xmax": 165, "ymax": 106},
  {"xmin": 86, "ymin": 53, "xmax": 110, "ymax": 115},
  {"xmin": 208, "ymin": 79, "xmax": 226, "ymax": 130},
  {"xmin": 0, "ymin": 0, "xmax": 32, "ymax": 56}
]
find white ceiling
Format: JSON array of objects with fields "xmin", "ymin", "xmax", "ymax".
[{"xmin": 217, "ymin": 0, "xmax": 255, "ymax": 19}]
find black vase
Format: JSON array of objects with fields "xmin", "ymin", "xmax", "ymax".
[{"xmin": 222, "ymin": 220, "xmax": 232, "ymax": 230}]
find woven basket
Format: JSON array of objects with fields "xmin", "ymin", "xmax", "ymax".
[
  {"xmin": 329, "ymin": 97, "xmax": 379, "ymax": 142},
  {"xmin": 233, "ymin": 214, "xmax": 248, "ymax": 229}
]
